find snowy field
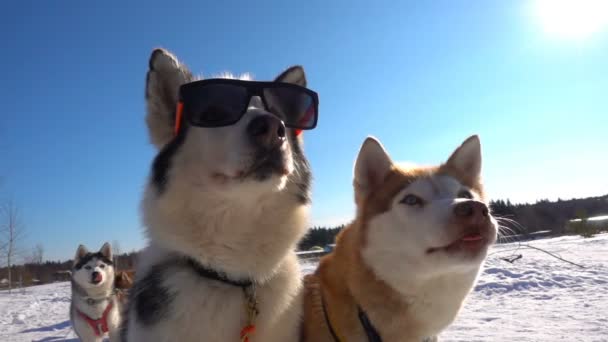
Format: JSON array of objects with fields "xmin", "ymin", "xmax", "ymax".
[{"xmin": 1, "ymin": 234, "xmax": 607, "ymax": 341}]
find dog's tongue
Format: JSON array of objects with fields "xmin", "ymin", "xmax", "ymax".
[
  {"xmin": 461, "ymin": 234, "xmax": 483, "ymax": 242},
  {"xmin": 93, "ymin": 273, "xmax": 103, "ymax": 283}
]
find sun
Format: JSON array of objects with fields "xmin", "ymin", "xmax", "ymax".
[{"xmin": 533, "ymin": 0, "xmax": 608, "ymax": 39}]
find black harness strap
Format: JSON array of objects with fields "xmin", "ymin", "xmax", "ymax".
[
  {"xmin": 321, "ymin": 299, "xmax": 432, "ymax": 342},
  {"xmin": 320, "ymin": 289, "xmax": 341, "ymax": 342},
  {"xmin": 357, "ymin": 306, "xmax": 383, "ymax": 342}
]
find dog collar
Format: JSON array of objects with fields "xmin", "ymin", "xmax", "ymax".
[
  {"xmin": 185, "ymin": 257, "xmax": 253, "ymax": 288},
  {"xmin": 183, "ymin": 257, "xmax": 258, "ymax": 342},
  {"xmin": 84, "ymin": 292, "xmax": 115, "ymax": 306}
]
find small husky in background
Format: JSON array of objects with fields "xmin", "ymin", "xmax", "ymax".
[
  {"xmin": 302, "ymin": 136, "xmax": 497, "ymax": 342},
  {"xmin": 70, "ymin": 242, "xmax": 121, "ymax": 342}
]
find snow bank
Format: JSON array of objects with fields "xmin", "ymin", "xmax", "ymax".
[{"xmin": 1, "ymin": 234, "xmax": 606, "ymax": 341}]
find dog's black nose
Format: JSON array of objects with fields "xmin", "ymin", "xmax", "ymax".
[
  {"xmin": 453, "ymin": 200, "xmax": 489, "ymax": 219},
  {"xmin": 247, "ymin": 115, "xmax": 286, "ymax": 149}
]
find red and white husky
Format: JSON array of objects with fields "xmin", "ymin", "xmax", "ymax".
[{"xmin": 303, "ymin": 135, "xmax": 498, "ymax": 342}]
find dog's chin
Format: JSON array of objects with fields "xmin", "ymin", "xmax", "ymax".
[
  {"xmin": 89, "ymin": 279, "xmax": 104, "ymax": 286},
  {"xmin": 212, "ymin": 150, "xmax": 293, "ymax": 188},
  {"xmin": 79, "ymin": 279, "xmax": 103, "ymax": 289},
  {"xmin": 245, "ymin": 146, "xmax": 292, "ymax": 181}
]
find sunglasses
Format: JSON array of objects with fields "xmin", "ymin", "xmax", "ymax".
[{"xmin": 175, "ymin": 79, "xmax": 319, "ymax": 135}]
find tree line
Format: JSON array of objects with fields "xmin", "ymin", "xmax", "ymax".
[
  {"xmin": 490, "ymin": 194, "xmax": 608, "ymax": 236},
  {"xmin": 298, "ymin": 194, "xmax": 608, "ymax": 250},
  {"xmin": 0, "ymin": 251, "xmax": 138, "ymax": 288},
  {"xmin": 3, "ymin": 194, "xmax": 607, "ymax": 286}
]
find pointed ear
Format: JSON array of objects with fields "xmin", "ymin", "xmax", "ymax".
[
  {"xmin": 274, "ymin": 66, "xmax": 307, "ymax": 87},
  {"xmin": 145, "ymin": 48, "xmax": 194, "ymax": 148},
  {"xmin": 353, "ymin": 137, "xmax": 393, "ymax": 203},
  {"xmin": 74, "ymin": 245, "xmax": 88, "ymax": 266},
  {"xmin": 99, "ymin": 242, "xmax": 112, "ymax": 260},
  {"xmin": 444, "ymin": 135, "xmax": 482, "ymax": 185}
]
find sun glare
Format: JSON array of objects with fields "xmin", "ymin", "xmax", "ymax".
[{"xmin": 534, "ymin": 0, "xmax": 608, "ymax": 39}]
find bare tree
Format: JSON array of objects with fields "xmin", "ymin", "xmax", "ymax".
[
  {"xmin": 30, "ymin": 243, "xmax": 44, "ymax": 264},
  {"xmin": 112, "ymin": 239, "xmax": 121, "ymax": 270},
  {"xmin": 1, "ymin": 199, "xmax": 26, "ymax": 293}
]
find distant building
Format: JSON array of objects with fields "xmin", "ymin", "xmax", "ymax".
[{"xmin": 569, "ymin": 215, "xmax": 608, "ymax": 227}]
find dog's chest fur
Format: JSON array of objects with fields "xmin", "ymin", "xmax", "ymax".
[{"xmin": 126, "ymin": 248, "xmax": 303, "ymax": 342}]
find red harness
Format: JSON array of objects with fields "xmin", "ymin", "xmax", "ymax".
[{"xmin": 77, "ymin": 301, "xmax": 113, "ymax": 337}]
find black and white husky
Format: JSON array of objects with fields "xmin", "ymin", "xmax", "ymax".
[
  {"xmin": 70, "ymin": 242, "xmax": 121, "ymax": 342},
  {"xmin": 122, "ymin": 48, "xmax": 314, "ymax": 341}
]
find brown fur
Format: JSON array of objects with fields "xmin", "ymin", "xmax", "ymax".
[
  {"xmin": 114, "ymin": 270, "xmax": 135, "ymax": 304},
  {"xmin": 302, "ymin": 156, "xmax": 486, "ymax": 341}
]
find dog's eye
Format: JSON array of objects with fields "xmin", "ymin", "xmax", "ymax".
[
  {"xmin": 401, "ymin": 194, "xmax": 424, "ymax": 206},
  {"xmin": 457, "ymin": 190, "xmax": 474, "ymax": 199},
  {"xmin": 99, "ymin": 264, "xmax": 106, "ymax": 269},
  {"xmin": 84, "ymin": 265, "xmax": 92, "ymax": 270}
]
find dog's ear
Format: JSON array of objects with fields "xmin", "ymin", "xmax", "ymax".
[
  {"xmin": 145, "ymin": 48, "xmax": 194, "ymax": 148},
  {"xmin": 443, "ymin": 135, "xmax": 482, "ymax": 186},
  {"xmin": 73, "ymin": 245, "xmax": 88, "ymax": 266},
  {"xmin": 274, "ymin": 66, "xmax": 307, "ymax": 87},
  {"xmin": 354, "ymin": 137, "xmax": 393, "ymax": 204},
  {"xmin": 99, "ymin": 242, "xmax": 113, "ymax": 261}
]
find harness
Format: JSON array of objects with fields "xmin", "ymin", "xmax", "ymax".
[
  {"xmin": 318, "ymin": 281, "xmax": 433, "ymax": 342},
  {"xmin": 76, "ymin": 300, "xmax": 114, "ymax": 337},
  {"xmin": 185, "ymin": 257, "xmax": 259, "ymax": 342}
]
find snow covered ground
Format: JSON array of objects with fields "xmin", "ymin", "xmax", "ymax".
[{"xmin": 1, "ymin": 234, "xmax": 607, "ymax": 341}]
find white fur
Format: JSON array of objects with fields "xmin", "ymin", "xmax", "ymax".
[
  {"xmin": 130, "ymin": 172, "xmax": 309, "ymax": 341},
  {"xmin": 128, "ymin": 246, "xmax": 303, "ymax": 342}
]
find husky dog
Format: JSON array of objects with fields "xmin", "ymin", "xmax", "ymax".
[
  {"xmin": 302, "ymin": 136, "xmax": 497, "ymax": 342},
  {"xmin": 70, "ymin": 242, "xmax": 121, "ymax": 342},
  {"xmin": 122, "ymin": 48, "xmax": 313, "ymax": 341}
]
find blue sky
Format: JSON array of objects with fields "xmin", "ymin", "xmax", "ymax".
[{"xmin": 1, "ymin": 0, "xmax": 607, "ymax": 261}]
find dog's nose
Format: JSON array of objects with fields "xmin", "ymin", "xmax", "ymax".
[
  {"xmin": 453, "ymin": 200, "xmax": 489, "ymax": 223},
  {"xmin": 247, "ymin": 115, "xmax": 286, "ymax": 149}
]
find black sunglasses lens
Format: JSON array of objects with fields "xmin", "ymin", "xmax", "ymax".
[
  {"xmin": 183, "ymin": 84, "xmax": 248, "ymax": 127},
  {"xmin": 264, "ymin": 87, "xmax": 316, "ymax": 129}
]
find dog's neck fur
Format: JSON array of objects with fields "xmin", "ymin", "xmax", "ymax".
[
  {"xmin": 72, "ymin": 280, "xmax": 114, "ymax": 302},
  {"xmin": 143, "ymin": 176, "xmax": 308, "ymax": 283},
  {"xmin": 317, "ymin": 219, "xmax": 476, "ymax": 341}
]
